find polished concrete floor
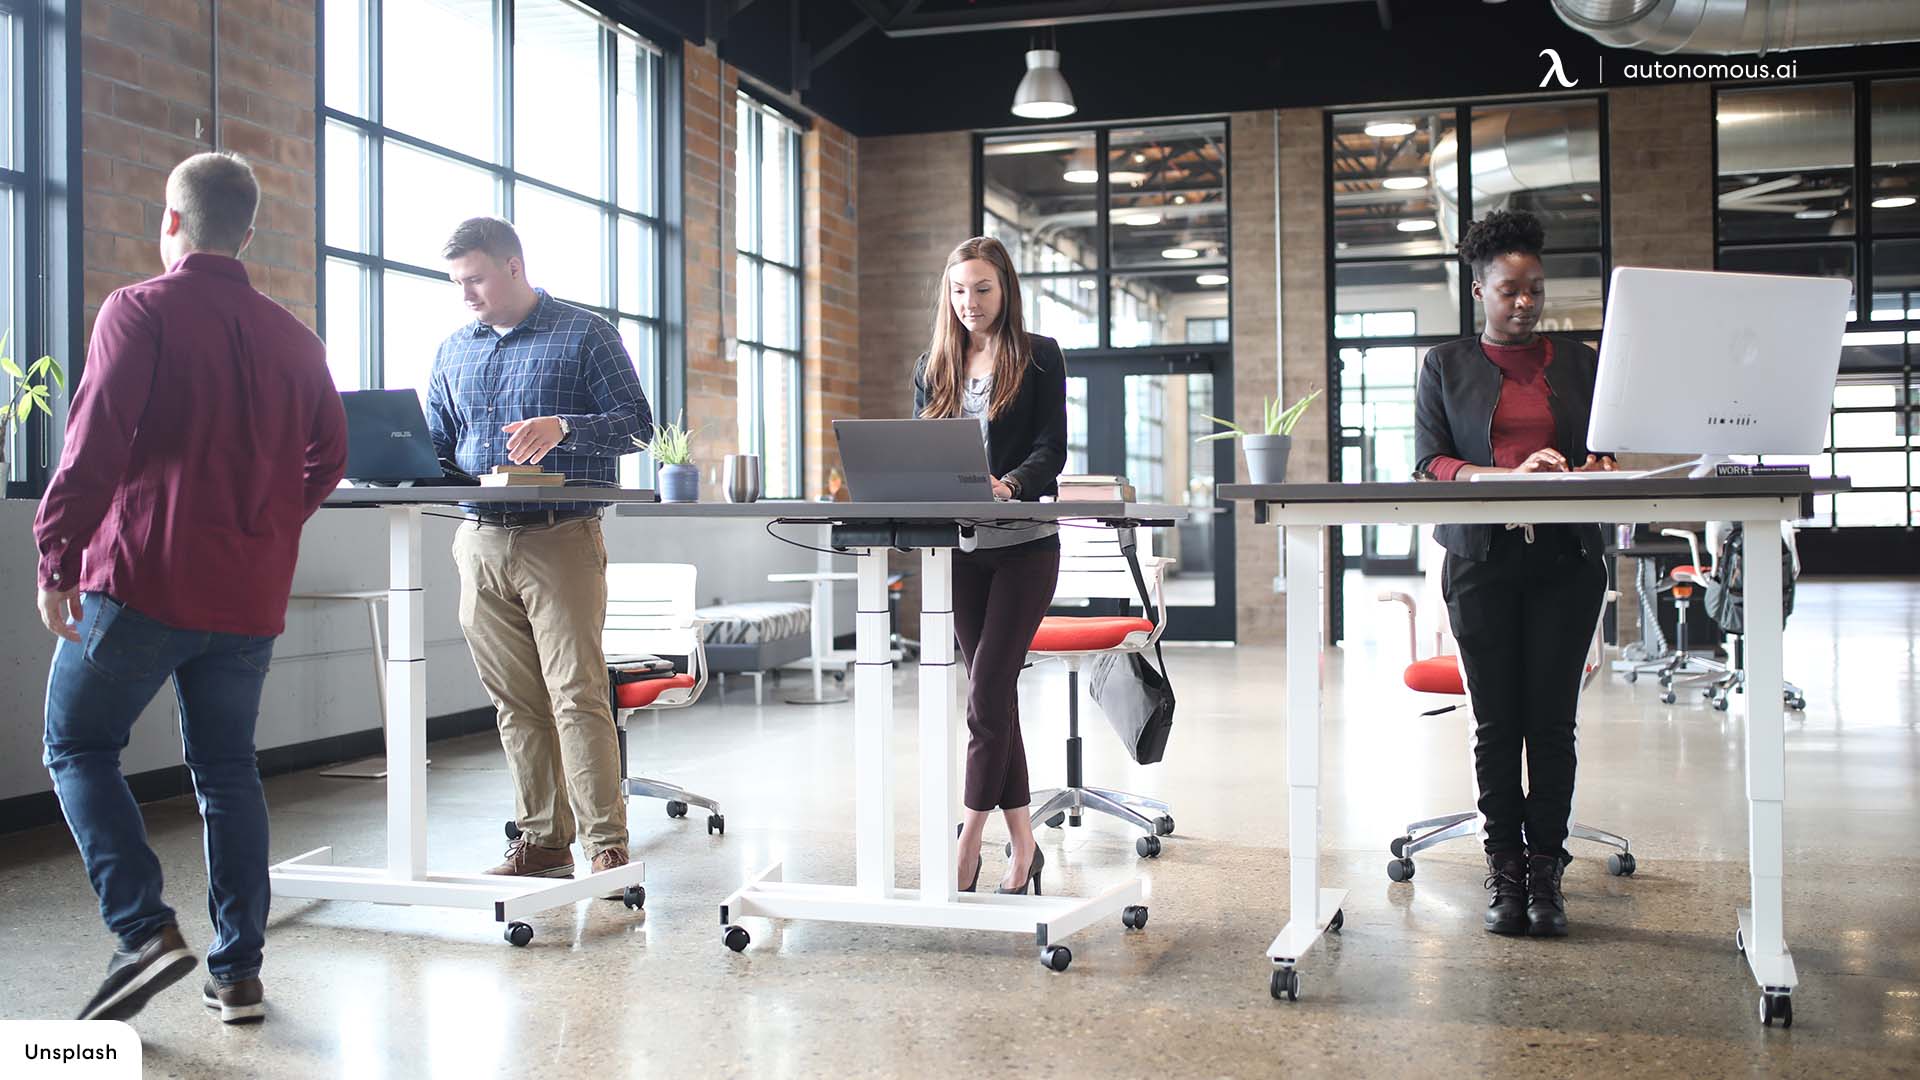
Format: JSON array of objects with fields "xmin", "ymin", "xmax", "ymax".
[{"xmin": 1, "ymin": 577, "xmax": 1916, "ymax": 1078}]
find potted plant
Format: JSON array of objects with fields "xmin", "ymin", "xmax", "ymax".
[
  {"xmin": 0, "ymin": 333, "xmax": 64, "ymax": 473},
  {"xmin": 1198, "ymin": 387, "xmax": 1321, "ymax": 485},
  {"xmin": 634, "ymin": 413, "xmax": 699, "ymax": 502}
]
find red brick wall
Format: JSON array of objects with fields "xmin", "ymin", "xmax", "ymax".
[
  {"xmin": 80, "ymin": 0, "xmax": 318, "ymax": 339},
  {"xmin": 680, "ymin": 41, "xmax": 738, "ymax": 470},
  {"xmin": 803, "ymin": 119, "xmax": 856, "ymax": 497}
]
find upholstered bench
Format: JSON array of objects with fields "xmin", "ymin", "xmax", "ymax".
[{"xmin": 693, "ymin": 600, "xmax": 812, "ymax": 704}]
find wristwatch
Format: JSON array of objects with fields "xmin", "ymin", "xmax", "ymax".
[
  {"xmin": 555, "ymin": 416, "xmax": 571, "ymax": 442},
  {"xmin": 1004, "ymin": 475, "xmax": 1022, "ymax": 498}
]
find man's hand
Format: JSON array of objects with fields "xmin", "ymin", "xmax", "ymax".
[
  {"xmin": 990, "ymin": 477, "xmax": 1015, "ymax": 500},
  {"xmin": 1575, "ymin": 454, "xmax": 1617, "ymax": 473},
  {"xmin": 502, "ymin": 417, "xmax": 566, "ymax": 465},
  {"xmin": 1512, "ymin": 448, "xmax": 1569, "ymax": 473},
  {"xmin": 38, "ymin": 588, "xmax": 83, "ymax": 643}
]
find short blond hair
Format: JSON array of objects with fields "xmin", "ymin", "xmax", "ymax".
[{"xmin": 165, "ymin": 152, "xmax": 259, "ymax": 254}]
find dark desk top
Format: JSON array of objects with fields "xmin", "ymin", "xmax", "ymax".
[{"xmin": 1219, "ymin": 477, "xmax": 1844, "ymax": 505}]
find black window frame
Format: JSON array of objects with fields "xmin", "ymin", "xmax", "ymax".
[{"xmin": 733, "ymin": 90, "xmax": 804, "ymax": 500}]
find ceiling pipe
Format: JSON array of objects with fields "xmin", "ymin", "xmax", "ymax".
[{"xmin": 1551, "ymin": 0, "xmax": 1920, "ymax": 55}]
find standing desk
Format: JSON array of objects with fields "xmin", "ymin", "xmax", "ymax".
[{"xmin": 1218, "ymin": 476, "xmax": 1837, "ymax": 1025}]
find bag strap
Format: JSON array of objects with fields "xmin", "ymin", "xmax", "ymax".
[{"xmin": 1118, "ymin": 529, "xmax": 1171, "ymax": 682}]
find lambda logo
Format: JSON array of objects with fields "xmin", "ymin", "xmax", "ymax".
[{"xmin": 1539, "ymin": 48, "xmax": 1579, "ymax": 89}]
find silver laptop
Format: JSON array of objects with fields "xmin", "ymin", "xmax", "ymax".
[{"xmin": 833, "ymin": 418, "xmax": 996, "ymax": 502}]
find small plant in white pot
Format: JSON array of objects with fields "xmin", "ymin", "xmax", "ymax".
[
  {"xmin": 634, "ymin": 414, "xmax": 699, "ymax": 502},
  {"xmin": 1198, "ymin": 388, "xmax": 1321, "ymax": 485}
]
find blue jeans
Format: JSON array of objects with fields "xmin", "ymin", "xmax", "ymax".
[{"xmin": 43, "ymin": 593, "xmax": 277, "ymax": 984}]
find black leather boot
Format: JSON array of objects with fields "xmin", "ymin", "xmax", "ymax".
[
  {"xmin": 1483, "ymin": 850, "xmax": 1529, "ymax": 935},
  {"xmin": 1526, "ymin": 854, "xmax": 1569, "ymax": 937}
]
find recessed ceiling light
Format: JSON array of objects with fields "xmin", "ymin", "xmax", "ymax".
[
  {"xmin": 1196, "ymin": 273, "xmax": 1229, "ymax": 286},
  {"xmin": 1062, "ymin": 169, "xmax": 1098, "ymax": 184},
  {"xmin": 1364, "ymin": 120, "xmax": 1416, "ymax": 138},
  {"xmin": 1108, "ymin": 170, "xmax": 1148, "ymax": 185},
  {"xmin": 1173, "ymin": 195, "xmax": 1187, "ymax": 205},
  {"xmin": 1381, "ymin": 176, "xmax": 1427, "ymax": 191},
  {"xmin": 1078, "ymin": 279, "xmax": 1096, "ymax": 290},
  {"xmin": 1161, "ymin": 247, "xmax": 1200, "ymax": 260},
  {"xmin": 1795, "ymin": 208, "xmax": 1839, "ymax": 220},
  {"xmin": 1132, "ymin": 153, "xmax": 1147, "ymax": 164},
  {"xmin": 1121, "ymin": 212, "xmax": 1162, "ymax": 226},
  {"xmin": 1872, "ymin": 195, "xmax": 1917, "ymax": 209},
  {"xmin": 1397, "ymin": 219, "xmax": 1438, "ymax": 232}
]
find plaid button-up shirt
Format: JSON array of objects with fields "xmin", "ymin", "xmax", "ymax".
[{"xmin": 427, "ymin": 289, "xmax": 653, "ymax": 513}]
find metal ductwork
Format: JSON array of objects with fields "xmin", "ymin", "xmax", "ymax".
[
  {"xmin": 1552, "ymin": 0, "xmax": 1920, "ymax": 55},
  {"xmin": 1429, "ymin": 106, "xmax": 1602, "ymax": 246}
]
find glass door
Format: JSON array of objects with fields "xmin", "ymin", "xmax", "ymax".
[{"xmin": 1337, "ymin": 341, "xmax": 1423, "ymax": 574}]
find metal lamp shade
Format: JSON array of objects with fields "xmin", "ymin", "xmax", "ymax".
[{"xmin": 1012, "ymin": 50, "xmax": 1076, "ymax": 119}]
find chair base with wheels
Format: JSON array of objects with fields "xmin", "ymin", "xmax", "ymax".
[{"xmin": 1026, "ymin": 660, "xmax": 1177, "ymax": 859}]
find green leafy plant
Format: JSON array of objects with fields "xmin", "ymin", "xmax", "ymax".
[
  {"xmin": 1, "ymin": 332, "xmax": 64, "ymax": 461},
  {"xmin": 1197, "ymin": 387, "xmax": 1321, "ymax": 442},
  {"xmin": 632, "ymin": 412, "xmax": 696, "ymax": 465}
]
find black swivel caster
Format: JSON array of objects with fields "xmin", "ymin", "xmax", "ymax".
[
  {"xmin": 1155, "ymin": 816, "xmax": 1175, "ymax": 836},
  {"xmin": 1121, "ymin": 905, "xmax": 1149, "ymax": 930},
  {"xmin": 1659, "ymin": 673, "xmax": 1673, "ymax": 687},
  {"xmin": 1759, "ymin": 993, "xmax": 1793, "ymax": 1028},
  {"xmin": 1270, "ymin": 967, "xmax": 1300, "ymax": 1001},
  {"xmin": 1040, "ymin": 945, "xmax": 1072, "ymax": 972},
  {"xmin": 723, "ymin": 925, "xmax": 750, "ymax": 952},
  {"xmin": 1661, "ymin": 690, "xmax": 1677, "ymax": 705},
  {"xmin": 505, "ymin": 921, "xmax": 533, "ymax": 947},
  {"xmin": 1389, "ymin": 835, "xmax": 1411, "ymax": 858},
  {"xmin": 1387, "ymin": 857, "xmax": 1415, "ymax": 882},
  {"xmin": 707, "ymin": 814, "xmax": 725, "ymax": 836},
  {"xmin": 1607, "ymin": 852, "xmax": 1638, "ymax": 876},
  {"xmin": 1702, "ymin": 688, "xmax": 1715, "ymax": 699},
  {"xmin": 1136, "ymin": 835, "xmax": 1162, "ymax": 859},
  {"xmin": 504, "ymin": 820, "xmax": 521, "ymax": 840},
  {"xmin": 622, "ymin": 885, "xmax": 645, "ymax": 910},
  {"xmin": 1714, "ymin": 697, "xmax": 1730, "ymax": 712},
  {"xmin": 1328, "ymin": 909, "xmax": 1344, "ymax": 932},
  {"xmin": 1735, "ymin": 928, "xmax": 1746, "ymax": 953},
  {"xmin": 1788, "ymin": 694, "xmax": 1807, "ymax": 711},
  {"xmin": 1625, "ymin": 671, "xmax": 1638, "ymax": 684},
  {"xmin": 1044, "ymin": 813, "xmax": 1066, "ymax": 829},
  {"xmin": 665, "ymin": 800, "xmax": 689, "ymax": 819}
]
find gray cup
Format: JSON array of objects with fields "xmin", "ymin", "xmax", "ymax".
[{"xmin": 722, "ymin": 453, "xmax": 762, "ymax": 503}]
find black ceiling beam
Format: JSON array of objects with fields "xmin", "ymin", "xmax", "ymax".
[
  {"xmin": 813, "ymin": 16, "xmax": 879, "ymax": 70},
  {"xmin": 844, "ymin": 0, "xmax": 900, "ymax": 29},
  {"xmin": 1375, "ymin": 0, "xmax": 1391, "ymax": 31},
  {"xmin": 876, "ymin": 0, "xmax": 1364, "ymax": 38}
]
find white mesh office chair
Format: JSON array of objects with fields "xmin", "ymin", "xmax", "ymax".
[{"xmin": 1023, "ymin": 522, "xmax": 1176, "ymax": 859}]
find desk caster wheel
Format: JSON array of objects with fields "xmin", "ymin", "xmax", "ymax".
[
  {"xmin": 1328, "ymin": 909, "xmax": 1344, "ymax": 932},
  {"xmin": 707, "ymin": 814, "xmax": 725, "ymax": 836},
  {"xmin": 1389, "ymin": 835, "xmax": 1411, "ymax": 858},
  {"xmin": 622, "ymin": 885, "xmax": 645, "ymax": 910},
  {"xmin": 505, "ymin": 921, "xmax": 533, "ymax": 947},
  {"xmin": 1735, "ymin": 928, "xmax": 1745, "ymax": 953},
  {"xmin": 1270, "ymin": 967, "xmax": 1300, "ymax": 1001},
  {"xmin": 1387, "ymin": 857, "xmax": 1415, "ymax": 882},
  {"xmin": 1044, "ymin": 813, "xmax": 1066, "ymax": 829},
  {"xmin": 1155, "ymin": 815, "xmax": 1175, "ymax": 836},
  {"xmin": 723, "ymin": 925, "xmax": 750, "ymax": 952},
  {"xmin": 1607, "ymin": 852, "xmax": 1637, "ymax": 876},
  {"xmin": 1661, "ymin": 690, "xmax": 1677, "ymax": 705},
  {"xmin": 1136, "ymin": 835, "xmax": 1162, "ymax": 859},
  {"xmin": 1040, "ymin": 945, "xmax": 1072, "ymax": 972},
  {"xmin": 504, "ymin": 820, "xmax": 521, "ymax": 840},
  {"xmin": 666, "ymin": 800, "xmax": 688, "ymax": 819},
  {"xmin": 1122, "ymin": 905, "xmax": 1149, "ymax": 930},
  {"xmin": 1760, "ymin": 993, "xmax": 1793, "ymax": 1028}
]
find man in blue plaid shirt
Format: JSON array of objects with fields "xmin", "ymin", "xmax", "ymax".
[{"xmin": 428, "ymin": 217, "xmax": 651, "ymax": 889}]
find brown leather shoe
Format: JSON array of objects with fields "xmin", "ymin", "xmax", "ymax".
[
  {"xmin": 485, "ymin": 836, "xmax": 575, "ymax": 878},
  {"xmin": 202, "ymin": 977, "xmax": 266, "ymax": 1024},
  {"xmin": 590, "ymin": 847, "xmax": 632, "ymax": 899},
  {"xmin": 77, "ymin": 924, "xmax": 197, "ymax": 1021}
]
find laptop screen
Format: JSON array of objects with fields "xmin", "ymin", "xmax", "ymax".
[{"xmin": 342, "ymin": 390, "xmax": 442, "ymax": 483}]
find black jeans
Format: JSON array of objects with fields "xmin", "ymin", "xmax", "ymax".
[
  {"xmin": 1443, "ymin": 527, "xmax": 1607, "ymax": 860},
  {"xmin": 952, "ymin": 536, "xmax": 1061, "ymax": 812}
]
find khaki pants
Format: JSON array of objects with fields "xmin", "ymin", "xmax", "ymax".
[{"xmin": 452, "ymin": 516, "xmax": 627, "ymax": 856}]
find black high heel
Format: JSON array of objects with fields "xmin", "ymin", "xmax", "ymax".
[
  {"xmin": 998, "ymin": 845, "xmax": 1044, "ymax": 896},
  {"xmin": 961, "ymin": 853, "xmax": 983, "ymax": 893}
]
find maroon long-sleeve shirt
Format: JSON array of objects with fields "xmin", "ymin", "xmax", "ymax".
[
  {"xmin": 1425, "ymin": 337, "xmax": 1556, "ymax": 481},
  {"xmin": 34, "ymin": 253, "xmax": 348, "ymax": 636}
]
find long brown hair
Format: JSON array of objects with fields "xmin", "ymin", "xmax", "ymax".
[{"xmin": 919, "ymin": 236, "xmax": 1031, "ymax": 420}]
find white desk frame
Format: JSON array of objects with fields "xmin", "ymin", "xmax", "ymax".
[{"xmin": 1226, "ymin": 479, "xmax": 1817, "ymax": 1018}]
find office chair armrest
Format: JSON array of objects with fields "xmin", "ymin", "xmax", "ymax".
[
  {"xmin": 1377, "ymin": 591, "xmax": 1417, "ymax": 662},
  {"xmin": 1659, "ymin": 528, "xmax": 1705, "ymax": 580}
]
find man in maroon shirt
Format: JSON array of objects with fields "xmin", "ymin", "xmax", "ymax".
[{"xmin": 33, "ymin": 153, "xmax": 347, "ymax": 1025}]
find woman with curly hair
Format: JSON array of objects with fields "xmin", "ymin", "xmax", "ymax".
[{"xmin": 1412, "ymin": 209, "xmax": 1613, "ymax": 937}]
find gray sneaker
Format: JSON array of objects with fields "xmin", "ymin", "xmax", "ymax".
[
  {"xmin": 77, "ymin": 924, "xmax": 198, "ymax": 1021},
  {"xmin": 202, "ymin": 977, "xmax": 266, "ymax": 1024}
]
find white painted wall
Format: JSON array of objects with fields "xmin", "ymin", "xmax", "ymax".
[{"xmin": 0, "ymin": 500, "xmax": 849, "ymax": 802}]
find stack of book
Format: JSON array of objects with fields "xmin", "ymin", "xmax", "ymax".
[
  {"xmin": 1055, "ymin": 474, "xmax": 1135, "ymax": 502},
  {"xmin": 478, "ymin": 465, "xmax": 567, "ymax": 487}
]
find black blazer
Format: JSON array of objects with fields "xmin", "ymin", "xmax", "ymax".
[
  {"xmin": 912, "ymin": 333, "xmax": 1069, "ymax": 500},
  {"xmin": 1413, "ymin": 334, "xmax": 1607, "ymax": 562}
]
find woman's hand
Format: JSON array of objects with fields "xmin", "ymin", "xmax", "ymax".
[
  {"xmin": 1575, "ymin": 454, "xmax": 1617, "ymax": 473},
  {"xmin": 990, "ymin": 477, "xmax": 1015, "ymax": 500},
  {"xmin": 1512, "ymin": 448, "xmax": 1569, "ymax": 473}
]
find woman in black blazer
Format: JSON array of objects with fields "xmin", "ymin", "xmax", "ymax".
[
  {"xmin": 1412, "ymin": 210, "xmax": 1612, "ymax": 938},
  {"xmin": 912, "ymin": 236, "xmax": 1067, "ymax": 896}
]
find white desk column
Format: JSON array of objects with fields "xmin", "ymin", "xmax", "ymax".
[
  {"xmin": 918, "ymin": 547, "xmax": 957, "ymax": 905},
  {"xmin": 1739, "ymin": 518, "xmax": 1795, "ymax": 1002},
  {"xmin": 387, "ymin": 506, "xmax": 427, "ymax": 881},
  {"xmin": 854, "ymin": 547, "xmax": 896, "ymax": 897}
]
